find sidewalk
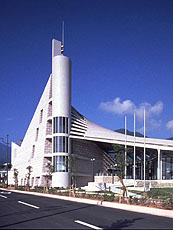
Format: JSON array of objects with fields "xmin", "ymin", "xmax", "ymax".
[{"xmin": 1, "ymin": 188, "xmax": 173, "ymax": 219}]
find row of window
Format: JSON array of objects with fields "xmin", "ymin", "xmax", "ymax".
[
  {"xmin": 33, "ymin": 135, "xmax": 69, "ymax": 157},
  {"xmin": 35, "ymin": 109, "xmax": 43, "ymax": 142},
  {"xmin": 53, "ymin": 136, "xmax": 68, "ymax": 153},
  {"xmin": 53, "ymin": 156, "xmax": 69, "ymax": 172},
  {"xmin": 21, "ymin": 177, "xmax": 40, "ymax": 187},
  {"xmin": 37, "ymin": 113, "xmax": 69, "ymax": 142},
  {"xmin": 53, "ymin": 117, "xmax": 68, "ymax": 134}
]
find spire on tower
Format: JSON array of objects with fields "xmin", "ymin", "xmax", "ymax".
[{"xmin": 61, "ymin": 21, "xmax": 64, "ymax": 53}]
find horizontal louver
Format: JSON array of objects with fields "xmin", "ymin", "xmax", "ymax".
[{"xmin": 70, "ymin": 107, "xmax": 88, "ymax": 138}]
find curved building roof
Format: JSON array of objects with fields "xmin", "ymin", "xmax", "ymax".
[{"xmin": 70, "ymin": 107, "xmax": 173, "ymax": 151}]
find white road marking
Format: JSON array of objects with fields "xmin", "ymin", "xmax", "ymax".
[
  {"xmin": 0, "ymin": 194, "xmax": 7, "ymax": 199},
  {"xmin": 0, "ymin": 191, "xmax": 11, "ymax": 194},
  {"xmin": 74, "ymin": 220, "xmax": 102, "ymax": 229},
  {"xmin": 18, "ymin": 201, "xmax": 39, "ymax": 209}
]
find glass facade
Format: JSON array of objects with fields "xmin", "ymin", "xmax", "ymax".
[
  {"xmin": 53, "ymin": 117, "xmax": 68, "ymax": 134},
  {"xmin": 53, "ymin": 136, "xmax": 68, "ymax": 153},
  {"xmin": 53, "ymin": 156, "xmax": 68, "ymax": 172},
  {"xmin": 162, "ymin": 152, "xmax": 173, "ymax": 179},
  {"xmin": 126, "ymin": 148, "xmax": 158, "ymax": 180},
  {"xmin": 108, "ymin": 147, "xmax": 173, "ymax": 180},
  {"xmin": 124, "ymin": 149, "xmax": 173, "ymax": 180},
  {"xmin": 52, "ymin": 115, "xmax": 69, "ymax": 173}
]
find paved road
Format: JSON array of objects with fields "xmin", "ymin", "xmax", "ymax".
[{"xmin": 0, "ymin": 189, "xmax": 172, "ymax": 229}]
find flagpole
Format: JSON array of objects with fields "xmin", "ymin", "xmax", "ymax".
[
  {"xmin": 134, "ymin": 112, "xmax": 136, "ymax": 187},
  {"xmin": 125, "ymin": 116, "xmax": 127, "ymax": 179},
  {"xmin": 144, "ymin": 108, "xmax": 146, "ymax": 191}
]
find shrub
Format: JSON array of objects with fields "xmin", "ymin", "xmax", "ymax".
[
  {"xmin": 131, "ymin": 197, "xmax": 139, "ymax": 205},
  {"xmin": 161, "ymin": 197, "xmax": 173, "ymax": 210},
  {"xmin": 32, "ymin": 186, "xmax": 44, "ymax": 193},
  {"xmin": 17, "ymin": 186, "xmax": 25, "ymax": 191},
  {"xmin": 103, "ymin": 194, "xmax": 115, "ymax": 202},
  {"xmin": 48, "ymin": 187, "xmax": 58, "ymax": 194}
]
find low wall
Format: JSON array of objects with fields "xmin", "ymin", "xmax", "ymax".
[
  {"xmin": 136, "ymin": 180, "xmax": 173, "ymax": 188},
  {"xmin": 94, "ymin": 176, "xmax": 173, "ymax": 188},
  {"xmin": 95, "ymin": 175, "xmax": 119, "ymax": 184}
]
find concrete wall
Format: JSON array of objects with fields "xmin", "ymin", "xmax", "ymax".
[{"xmin": 71, "ymin": 138, "xmax": 114, "ymax": 187}]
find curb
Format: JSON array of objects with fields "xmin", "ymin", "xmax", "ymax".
[{"xmin": 1, "ymin": 188, "xmax": 173, "ymax": 219}]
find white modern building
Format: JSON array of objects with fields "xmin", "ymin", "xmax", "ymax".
[{"xmin": 9, "ymin": 38, "xmax": 173, "ymax": 188}]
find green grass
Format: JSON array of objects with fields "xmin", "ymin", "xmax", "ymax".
[
  {"xmin": 146, "ymin": 188, "xmax": 173, "ymax": 199},
  {"xmin": 130, "ymin": 188, "xmax": 173, "ymax": 199}
]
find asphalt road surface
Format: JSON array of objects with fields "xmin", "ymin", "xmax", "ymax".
[{"xmin": 0, "ymin": 189, "xmax": 172, "ymax": 229}]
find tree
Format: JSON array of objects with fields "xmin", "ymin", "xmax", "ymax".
[
  {"xmin": 13, "ymin": 168, "xmax": 19, "ymax": 189},
  {"xmin": 112, "ymin": 144, "xmax": 132, "ymax": 202},
  {"xmin": 0, "ymin": 164, "xmax": 6, "ymax": 187},
  {"xmin": 25, "ymin": 166, "xmax": 32, "ymax": 191},
  {"xmin": 44, "ymin": 162, "xmax": 54, "ymax": 193},
  {"xmin": 69, "ymin": 154, "xmax": 77, "ymax": 196}
]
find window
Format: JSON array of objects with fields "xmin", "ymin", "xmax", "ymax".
[
  {"xmin": 49, "ymin": 76, "xmax": 52, "ymax": 99},
  {"xmin": 35, "ymin": 128, "xmax": 39, "ymax": 141},
  {"xmin": 53, "ymin": 117, "xmax": 68, "ymax": 134},
  {"xmin": 40, "ymin": 109, "xmax": 43, "ymax": 123},
  {"xmin": 53, "ymin": 156, "xmax": 68, "ymax": 172},
  {"xmin": 48, "ymin": 102, "xmax": 52, "ymax": 117},
  {"xmin": 59, "ymin": 117, "xmax": 63, "ymax": 133},
  {"xmin": 53, "ymin": 136, "xmax": 68, "ymax": 153},
  {"xmin": 162, "ymin": 152, "xmax": 173, "ymax": 180},
  {"xmin": 31, "ymin": 145, "xmax": 35, "ymax": 158}
]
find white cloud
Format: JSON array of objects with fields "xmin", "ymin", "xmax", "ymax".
[
  {"xmin": 135, "ymin": 101, "xmax": 163, "ymax": 122},
  {"xmin": 166, "ymin": 120, "xmax": 173, "ymax": 131},
  {"xmin": 99, "ymin": 97, "xmax": 163, "ymax": 130},
  {"xmin": 99, "ymin": 97, "xmax": 135, "ymax": 115}
]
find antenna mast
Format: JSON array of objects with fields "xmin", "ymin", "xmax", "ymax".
[{"xmin": 61, "ymin": 21, "xmax": 64, "ymax": 53}]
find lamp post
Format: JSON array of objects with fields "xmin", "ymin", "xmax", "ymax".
[
  {"xmin": 0, "ymin": 135, "xmax": 9, "ymax": 188},
  {"xmin": 91, "ymin": 158, "xmax": 95, "ymax": 182}
]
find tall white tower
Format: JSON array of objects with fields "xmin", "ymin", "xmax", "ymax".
[{"xmin": 51, "ymin": 38, "xmax": 71, "ymax": 188}]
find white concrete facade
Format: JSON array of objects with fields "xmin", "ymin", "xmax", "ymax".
[
  {"xmin": 52, "ymin": 39, "xmax": 71, "ymax": 188},
  {"xmin": 9, "ymin": 74, "xmax": 52, "ymax": 187},
  {"xmin": 9, "ymin": 38, "xmax": 173, "ymax": 188}
]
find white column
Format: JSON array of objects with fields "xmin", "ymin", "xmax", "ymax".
[
  {"xmin": 144, "ymin": 109, "xmax": 146, "ymax": 190},
  {"xmin": 134, "ymin": 112, "xmax": 136, "ymax": 186},
  {"xmin": 52, "ymin": 39, "xmax": 71, "ymax": 188},
  {"xmin": 160, "ymin": 151, "xmax": 162, "ymax": 180},
  {"xmin": 157, "ymin": 148, "xmax": 161, "ymax": 180},
  {"xmin": 125, "ymin": 116, "xmax": 127, "ymax": 179}
]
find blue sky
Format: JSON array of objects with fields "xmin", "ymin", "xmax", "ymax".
[{"xmin": 1, "ymin": 0, "xmax": 173, "ymax": 144}]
